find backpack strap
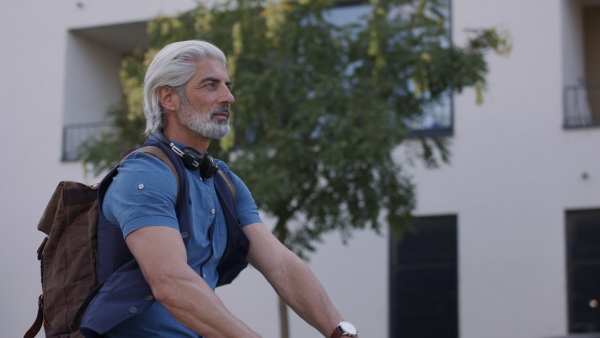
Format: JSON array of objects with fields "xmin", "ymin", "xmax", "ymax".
[
  {"xmin": 138, "ymin": 146, "xmax": 181, "ymax": 207},
  {"xmin": 217, "ymin": 170, "xmax": 236, "ymax": 200},
  {"xmin": 23, "ymin": 295, "xmax": 44, "ymax": 338},
  {"xmin": 120, "ymin": 146, "xmax": 179, "ymax": 192}
]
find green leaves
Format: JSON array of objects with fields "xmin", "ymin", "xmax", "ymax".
[{"xmin": 80, "ymin": 0, "xmax": 508, "ymax": 258}]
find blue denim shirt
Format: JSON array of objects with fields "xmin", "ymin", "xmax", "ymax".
[{"xmin": 101, "ymin": 140, "xmax": 262, "ymax": 337}]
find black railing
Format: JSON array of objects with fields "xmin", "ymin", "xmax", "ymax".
[
  {"xmin": 564, "ymin": 82, "xmax": 600, "ymax": 128},
  {"xmin": 407, "ymin": 94, "xmax": 454, "ymax": 138},
  {"xmin": 62, "ymin": 122, "xmax": 113, "ymax": 161}
]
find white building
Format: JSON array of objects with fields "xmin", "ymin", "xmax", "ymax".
[{"xmin": 1, "ymin": 0, "xmax": 599, "ymax": 337}]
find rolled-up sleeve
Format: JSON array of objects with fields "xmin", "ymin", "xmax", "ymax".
[{"xmin": 103, "ymin": 151, "xmax": 179, "ymax": 238}]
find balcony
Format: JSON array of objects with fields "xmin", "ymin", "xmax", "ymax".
[
  {"xmin": 62, "ymin": 122, "xmax": 112, "ymax": 161},
  {"xmin": 564, "ymin": 83, "xmax": 600, "ymax": 128}
]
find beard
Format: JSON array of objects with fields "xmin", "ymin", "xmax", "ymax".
[{"xmin": 176, "ymin": 101, "xmax": 231, "ymax": 139}]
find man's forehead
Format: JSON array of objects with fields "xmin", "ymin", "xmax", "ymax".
[{"xmin": 193, "ymin": 59, "xmax": 229, "ymax": 79}]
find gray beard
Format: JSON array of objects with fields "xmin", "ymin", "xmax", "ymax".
[{"xmin": 178, "ymin": 103, "xmax": 231, "ymax": 139}]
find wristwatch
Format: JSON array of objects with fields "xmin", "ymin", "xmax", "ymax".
[{"xmin": 330, "ymin": 321, "xmax": 358, "ymax": 338}]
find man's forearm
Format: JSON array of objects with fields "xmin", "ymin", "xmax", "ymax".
[
  {"xmin": 152, "ymin": 271, "xmax": 260, "ymax": 337},
  {"xmin": 244, "ymin": 223, "xmax": 349, "ymax": 337},
  {"xmin": 268, "ymin": 253, "xmax": 343, "ymax": 337}
]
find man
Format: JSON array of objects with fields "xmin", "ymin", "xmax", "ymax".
[{"xmin": 94, "ymin": 40, "xmax": 358, "ymax": 337}]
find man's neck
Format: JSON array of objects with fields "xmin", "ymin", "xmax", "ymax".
[{"xmin": 163, "ymin": 126, "xmax": 211, "ymax": 154}]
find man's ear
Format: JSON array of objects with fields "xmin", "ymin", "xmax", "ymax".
[{"xmin": 157, "ymin": 86, "xmax": 179, "ymax": 113}]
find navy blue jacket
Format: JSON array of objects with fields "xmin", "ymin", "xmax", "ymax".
[{"xmin": 78, "ymin": 140, "xmax": 250, "ymax": 337}]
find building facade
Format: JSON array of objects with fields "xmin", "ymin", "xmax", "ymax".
[{"xmin": 1, "ymin": 0, "xmax": 599, "ymax": 337}]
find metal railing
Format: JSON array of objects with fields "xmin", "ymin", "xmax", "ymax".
[
  {"xmin": 564, "ymin": 82, "xmax": 600, "ymax": 128},
  {"xmin": 62, "ymin": 122, "xmax": 113, "ymax": 161},
  {"xmin": 407, "ymin": 94, "xmax": 454, "ymax": 138}
]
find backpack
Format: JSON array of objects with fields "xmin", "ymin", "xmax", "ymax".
[{"xmin": 24, "ymin": 144, "xmax": 243, "ymax": 338}]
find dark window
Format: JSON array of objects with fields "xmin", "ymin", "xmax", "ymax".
[
  {"xmin": 563, "ymin": 5, "xmax": 600, "ymax": 128},
  {"xmin": 567, "ymin": 209, "xmax": 600, "ymax": 333},
  {"xmin": 389, "ymin": 215, "xmax": 458, "ymax": 338},
  {"xmin": 327, "ymin": 1, "xmax": 454, "ymax": 137}
]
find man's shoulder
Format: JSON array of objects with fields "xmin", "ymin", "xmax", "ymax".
[
  {"xmin": 214, "ymin": 158, "xmax": 232, "ymax": 176},
  {"xmin": 114, "ymin": 150, "xmax": 176, "ymax": 183},
  {"xmin": 122, "ymin": 149, "xmax": 173, "ymax": 168}
]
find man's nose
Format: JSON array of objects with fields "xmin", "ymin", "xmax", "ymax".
[{"xmin": 220, "ymin": 86, "xmax": 234, "ymax": 104}]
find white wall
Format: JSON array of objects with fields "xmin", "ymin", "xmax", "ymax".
[
  {"xmin": 63, "ymin": 32, "xmax": 123, "ymax": 125},
  {"xmin": 2, "ymin": 0, "xmax": 600, "ymax": 337},
  {"xmin": 406, "ymin": 0, "xmax": 600, "ymax": 337}
]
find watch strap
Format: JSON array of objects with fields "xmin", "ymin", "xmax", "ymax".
[
  {"xmin": 330, "ymin": 322, "xmax": 357, "ymax": 338},
  {"xmin": 330, "ymin": 325, "xmax": 343, "ymax": 338}
]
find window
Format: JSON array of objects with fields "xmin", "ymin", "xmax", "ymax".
[
  {"xmin": 563, "ymin": 2, "xmax": 600, "ymax": 128},
  {"xmin": 566, "ymin": 208, "xmax": 600, "ymax": 333},
  {"xmin": 389, "ymin": 215, "xmax": 458, "ymax": 338},
  {"xmin": 327, "ymin": 1, "xmax": 454, "ymax": 137}
]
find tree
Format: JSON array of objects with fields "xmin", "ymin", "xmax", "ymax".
[{"xmin": 81, "ymin": 0, "xmax": 510, "ymax": 336}]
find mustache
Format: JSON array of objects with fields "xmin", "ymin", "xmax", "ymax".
[{"xmin": 210, "ymin": 106, "xmax": 230, "ymax": 115}]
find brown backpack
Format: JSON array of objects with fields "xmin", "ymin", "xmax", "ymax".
[{"xmin": 24, "ymin": 146, "xmax": 179, "ymax": 338}]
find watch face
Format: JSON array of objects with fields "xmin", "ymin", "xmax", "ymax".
[{"xmin": 339, "ymin": 321, "xmax": 358, "ymax": 335}]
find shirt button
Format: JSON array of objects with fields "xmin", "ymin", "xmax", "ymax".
[
  {"xmin": 181, "ymin": 232, "xmax": 188, "ymax": 239},
  {"xmin": 129, "ymin": 307, "xmax": 138, "ymax": 313},
  {"xmin": 211, "ymin": 209, "xmax": 215, "ymax": 214},
  {"xmin": 145, "ymin": 295, "xmax": 154, "ymax": 301},
  {"xmin": 138, "ymin": 184, "xmax": 144, "ymax": 189},
  {"xmin": 203, "ymin": 273, "xmax": 207, "ymax": 279}
]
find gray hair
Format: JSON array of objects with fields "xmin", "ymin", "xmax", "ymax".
[{"xmin": 143, "ymin": 40, "xmax": 228, "ymax": 136}]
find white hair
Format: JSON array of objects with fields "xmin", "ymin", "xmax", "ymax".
[{"xmin": 143, "ymin": 40, "xmax": 228, "ymax": 136}]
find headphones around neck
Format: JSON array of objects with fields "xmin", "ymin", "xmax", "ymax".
[{"xmin": 155, "ymin": 130, "xmax": 219, "ymax": 179}]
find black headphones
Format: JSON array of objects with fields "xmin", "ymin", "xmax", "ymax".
[{"xmin": 155, "ymin": 130, "xmax": 219, "ymax": 179}]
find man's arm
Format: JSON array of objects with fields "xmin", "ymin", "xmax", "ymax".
[
  {"xmin": 125, "ymin": 225, "xmax": 260, "ymax": 338},
  {"xmin": 243, "ymin": 222, "xmax": 349, "ymax": 337}
]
